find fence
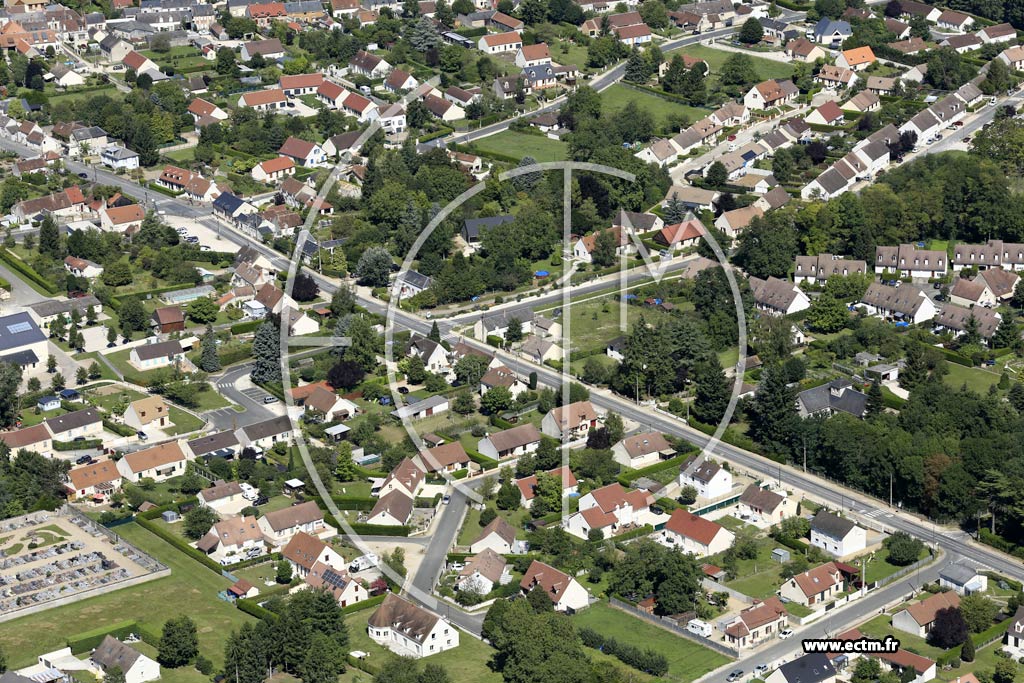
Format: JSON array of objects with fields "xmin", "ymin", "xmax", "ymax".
[
  {"xmin": 871, "ymin": 553, "xmax": 935, "ymax": 590},
  {"xmin": 608, "ymin": 597, "xmax": 740, "ymax": 658},
  {"xmin": 702, "ymin": 578, "xmax": 752, "ymax": 605}
]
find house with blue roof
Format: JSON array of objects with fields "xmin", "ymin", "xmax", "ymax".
[
  {"xmin": 811, "ymin": 17, "xmax": 852, "ymax": 46},
  {"xmin": 0, "ymin": 312, "xmax": 48, "ymax": 373}
]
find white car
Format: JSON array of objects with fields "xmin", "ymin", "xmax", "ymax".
[
  {"xmin": 778, "ymin": 629, "xmax": 794, "ymax": 640},
  {"xmin": 753, "ymin": 665, "xmax": 770, "ymax": 677}
]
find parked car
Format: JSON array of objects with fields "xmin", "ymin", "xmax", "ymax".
[
  {"xmin": 779, "ymin": 629, "xmax": 794, "ymax": 640},
  {"xmin": 726, "ymin": 670, "xmax": 745, "ymax": 682},
  {"xmin": 263, "ymin": 395, "xmax": 278, "ymax": 404},
  {"xmin": 136, "ymin": 431, "xmax": 148, "ymax": 441},
  {"xmin": 76, "ymin": 455, "xmax": 93, "ymax": 465},
  {"xmin": 753, "ymin": 665, "xmax": 770, "ymax": 677}
]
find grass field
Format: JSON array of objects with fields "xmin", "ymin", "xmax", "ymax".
[
  {"xmin": 165, "ymin": 406, "xmax": 206, "ymax": 435},
  {"xmin": 861, "ymin": 547, "xmax": 931, "ymax": 584},
  {"xmin": 547, "ymin": 297, "xmax": 676, "ymax": 355},
  {"xmin": 346, "ymin": 608, "xmax": 504, "ymax": 683},
  {"xmin": 601, "ymin": 83, "xmax": 711, "ymax": 127},
  {"xmin": 49, "ymin": 86, "xmax": 119, "ymax": 105},
  {"xmin": 943, "ymin": 361, "xmax": 1001, "ymax": 393},
  {"xmin": 472, "ymin": 130, "xmax": 567, "ymax": 162},
  {"xmin": 573, "ymin": 602, "xmax": 731, "ymax": 682},
  {"xmin": 165, "ymin": 147, "xmax": 197, "ymax": 162},
  {"xmin": 667, "ymin": 45, "xmax": 795, "ymax": 83},
  {"xmin": 0, "ymin": 522, "xmax": 253, "ymax": 670}
]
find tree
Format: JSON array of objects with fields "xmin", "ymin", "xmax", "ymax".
[
  {"xmin": 505, "ymin": 318, "xmax": 523, "ymax": 343},
  {"xmin": 513, "ymin": 155, "xmax": 543, "ymax": 192},
  {"xmin": 806, "ymin": 295, "xmax": 850, "ymax": 333},
  {"xmin": 705, "ymin": 161, "xmax": 728, "ymax": 189},
  {"xmin": 327, "ymin": 360, "xmax": 365, "ymax": 390},
  {"xmin": 355, "ymin": 246, "xmax": 393, "ymax": 287},
  {"xmin": 407, "ymin": 16, "xmax": 441, "ymax": 52},
  {"xmin": 453, "ymin": 390, "xmax": 476, "ymax": 414},
  {"xmin": 199, "ymin": 325, "xmax": 220, "ymax": 373},
  {"xmin": 38, "ymin": 215, "xmax": 61, "ymax": 259},
  {"xmin": 88, "ymin": 361, "xmax": 102, "ymax": 379},
  {"xmin": 693, "ymin": 357, "xmax": 731, "ymax": 425},
  {"xmin": 925, "ymin": 48, "xmax": 975, "ymax": 91},
  {"xmin": 276, "ymin": 559, "xmax": 294, "ymax": 584},
  {"xmin": 158, "ymin": 616, "xmax": 199, "ymax": 667},
  {"xmin": 994, "ymin": 659, "xmax": 1018, "ymax": 683},
  {"xmin": 883, "ymin": 531, "xmax": 924, "ymax": 565},
  {"xmin": 993, "ymin": 317, "xmax": 1017, "ymax": 349},
  {"xmin": 51, "ymin": 372, "xmax": 65, "ymax": 391},
  {"xmin": 215, "ymin": 48, "xmax": 238, "ymax": 76},
  {"xmin": 187, "ymin": 297, "xmax": 218, "ymax": 324},
  {"xmin": 75, "ymin": 366, "xmax": 88, "ymax": 385},
  {"xmin": 866, "ymin": 379, "xmax": 884, "ymax": 418},
  {"xmin": 428, "ymin": 321, "xmax": 441, "ymax": 342},
  {"xmin": 481, "ymin": 386, "xmax": 513, "ymax": 414},
  {"xmin": 496, "ymin": 471, "xmax": 520, "ymax": 510},
  {"xmin": 747, "ymin": 364, "xmax": 798, "ymax": 456},
  {"xmin": 738, "ymin": 18, "xmax": 764, "ymax": 44},
  {"xmin": 591, "ymin": 228, "xmax": 618, "ymax": 267},
  {"xmin": 301, "ymin": 633, "xmax": 345, "ymax": 683},
  {"xmin": 107, "ymin": 326, "xmax": 118, "ymax": 346},
  {"xmin": 293, "ymin": 273, "xmax": 319, "ymax": 302},
  {"xmin": 720, "ymin": 53, "xmax": 757, "ymax": 87},
  {"xmin": 104, "ymin": 667, "xmax": 126, "ymax": 683},
  {"xmin": 928, "ymin": 607, "xmax": 969, "ymax": 648},
  {"xmin": 527, "ymin": 585, "xmax": 554, "ymax": 613},
  {"xmin": 454, "ymin": 354, "xmax": 489, "ymax": 386},
  {"xmin": 183, "ymin": 506, "xmax": 218, "ymax": 540},
  {"xmin": 251, "ymin": 321, "xmax": 282, "ymax": 384},
  {"xmin": 960, "ymin": 593, "xmax": 998, "ymax": 633},
  {"xmin": 624, "ymin": 49, "xmax": 650, "ymax": 83},
  {"xmin": 120, "ymin": 298, "xmax": 148, "ymax": 333}
]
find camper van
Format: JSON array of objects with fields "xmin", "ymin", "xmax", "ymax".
[
  {"xmin": 349, "ymin": 553, "xmax": 380, "ymax": 572},
  {"xmin": 687, "ymin": 619, "xmax": 713, "ymax": 638}
]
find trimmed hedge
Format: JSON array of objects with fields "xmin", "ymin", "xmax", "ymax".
[
  {"xmin": 68, "ymin": 620, "xmax": 139, "ymax": 654},
  {"xmin": 346, "ymin": 522, "xmax": 412, "ymax": 536},
  {"xmin": 772, "ymin": 533, "xmax": 810, "ymax": 554},
  {"xmin": 617, "ymin": 449, "xmax": 698, "ymax": 487},
  {"xmin": 343, "ymin": 593, "xmax": 387, "ymax": 614},
  {"xmin": 237, "ymin": 596, "xmax": 279, "ymax": 621},
  {"xmin": 136, "ymin": 515, "xmax": 224, "ymax": 572},
  {"xmin": 104, "ymin": 419, "xmax": 138, "ymax": 437},
  {"xmin": 54, "ymin": 438, "xmax": 103, "ymax": 451},
  {"xmin": 0, "ymin": 248, "xmax": 58, "ymax": 294},
  {"xmin": 606, "ymin": 524, "xmax": 655, "ymax": 546},
  {"xmin": 972, "ymin": 617, "xmax": 1012, "ymax": 648},
  {"xmin": 466, "ymin": 448, "xmax": 500, "ymax": 471},
  {"xmin": 231, "ymin": 320, "xmax": 262, "ymax": 335},
  {"xmin": 314, "ymin": 495, "xmax": 376, "ymax": 511}
]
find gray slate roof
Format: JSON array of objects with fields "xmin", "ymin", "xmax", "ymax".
[
  {"xmin": 0, "ymin": 312, "xmax": 45, "ymax": 351},
  {"xmin": 811, "ymin": 510, "xmax": 858, "ymax": 539}
]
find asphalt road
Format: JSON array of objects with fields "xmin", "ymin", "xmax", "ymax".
[{"xmin": 206, "ymin": 363, "xmax": 281, "ymax": 430}]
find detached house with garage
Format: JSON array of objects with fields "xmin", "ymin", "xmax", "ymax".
[
  {"xmin": 520, "ymin": 560, "xmax": 589, "ymax": 612},
  {"xmin": 470, "ymin": 516, "xmax": 520, "ymax": 554},
  {"xmin": 744, "ymin": 79, "xmax": 798, "ymax": 110},
  {"xmin": 282, "ymin": 530, "xmax": 347, "ymax": 579},
  {"xmin": 658, "ymin": 509, "xmax": 734, "ymax": 556},
  {"xmin": 893, "ymin": 591, "xmax": 960, "ymax": 637},
  {"xmin": 478, "ymin": 423, "xmax": 542, "ymax": 460},
  {"xmin": 91, "ymin": 637, "xmax": 160, "ymax": 683},
  {"xmin": 779, "ymin": 562, "xmax": 845, "ymax": 607},
  {"xmin": 737, "ymin": 484, "xmax": 793, "ymax": 525},
  {"xmin": 116, "ymin": 441, "xmax": 189, "ymax": 484},
  {"xmin": 612, "ymin": 431, "xmax": 673, "ymax": 468},
  {"xmin": 258, "ymin": 500, "xmax": 329, "ymax": 548},
  {"xmin": 541, "ymin": 400, "xmax": 601, "ymax": 440},
  {"xmin": 724, "ymin": 597, "xmax": 789, "ymax": 649},
  {"xmin": 565, "ymin": 482, "xmax": 654, "ymax": 540},
  {"xmin": 478, "ymin": 31, "xmax": 522, "ymax": 54},
  {"xmin": 810, "ymin": 511, "xmax": 867, "ymax": 557}
]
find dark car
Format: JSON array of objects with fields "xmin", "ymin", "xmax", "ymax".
[
  {"xmin": 77, "ymin": 172, "xmax": 88, "ymax": 178},
  {"xmin": 76, "ymin": 455, "xmax": 93, "ymax": 465},
  {"xmin": 72, "ymin": 436, "xmax": 86, "ymax": 442},
  {"xmin": 397, "ymin": 386, "xmax": 409, "ymax": 394},
  {"xmin": 649, "ymin": 505, "xmax": 664, "ymax": 515},
  {"xmin": 933, "ymin": 282, "xmax": 942, "ymax": 289}
]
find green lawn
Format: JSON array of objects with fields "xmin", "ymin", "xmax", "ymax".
[
  {"xmin": 572, "ymin": 602, "xmax": 731, "ymax": 682},
  {"xmin": 667, "ymin": 45, "xmax": 795, "ymax": 83},
  {"xmin": 190, "ymin": 388, "xmax": 234, "ymax": 411},
  {"xmin": 0, "ymin": 522, "xmax": 253, "ymax": 670},
  {"xmin": 165, "ymin": 406, "xmax": 206, "ymax": 436},
  {"xmin": 73, "ymin": 352, "xmax": 120, "ymax": 381},
  {"xmin": 472, "ymin": 130, "xmax": 567, "ymax": 162},
  {"xmin": 600, "ymin": 83, "xmax": 711, "ymax": 127},
  {"xmin": 86, "ymin": 386, "xmax": 147, "ymax": 412},
  {"xmin": 942, "ymin": 361, "xmax": 1001, "ymax": 393},
  {"xmin": 861, "ymin": 547, "xmax": 932, "ymax": 585},
  {"xmin": 547, "ymin": 297, "xmax": 677, "ymax": 355},
  {"xmin": 49, "ymin": 86, "xmax": 119, "ymax": 106},
  {"xmin": 715, "ymin": 539, "xmax": 784, "ymax": 599},
  {"xmin": 346, "ymin": 608, "xmax": 504, "ymax": 683},
  {"xmin": 165, "ymin": 147, "xmax": 197, "ymax": 163},
  {"xmin": 458, "ymin": 501, "xmax": 530, "ymax": 546}
]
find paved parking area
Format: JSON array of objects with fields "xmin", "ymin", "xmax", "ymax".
[{"xmin": 164, "ymin": 215, "xmax": 241, "ymax": 254}]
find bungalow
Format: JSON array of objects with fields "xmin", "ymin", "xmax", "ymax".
[
  {"xmin": 188, "ymin": 98, "xmax": 228, "ymax": 123},
  {"xmin": 478, "ymin": 423, "xmax": 542, "ymax": 460},
  {"xmin": 44, "ymin": 407, "xmax": 102, "ymax": 442},
  {"xmin": 766, "ymin": 654, "xmax": 836, "ymax": 683},
  {"xmin": 100, "ymin": 204, "xmax": 145, "ymax": 233},
  {"xmin": 64, "ymin": 255, "xmax": 103, "ymax": 279},
  {"xmin": 366, "ymin": 490, "xmax": 415, "ymax": 526},
  {"xmin": 779, "ymin": 561, "xmax": 845, "ymax": 607},
  {"xmin": 785, "ymin": 38, "xmax": 826, "ymax": 62},
  {"xmin": 196, "ymin": 515, "xmax": 265, "ymax": 560},
  {"xmin": 468, "ymin": 515, "xmax": 519, "ymax": 555},
  {"xmin": 316, "ymin": 81, "xmax": 349, "ymax": 109},
  {"xmin": 302, "ymin": 386, "xmax": 358, "ymax": 422},
  {"xmin": 678, "ymin": 454, "xmax": 733, "ymax": 499},
  {"xmin": 238, "ymin": 88, "xmax": 288, "ymax": 111},
  {"xmin": 844, "ymin": 90, "xmax": 881, "ymax": 113},
  {"xmin": 423, "ymin": 94, "xmax": 463, "ymax": 122},
  {"xmin": 349, "ymin": 50, "xmax": 391, "ymax": 78},
  {"xmin": 252, "ymin": 156, "xmax": 296, "ymax": 183},
  {"xmin": 455, "ymin": 548, "xmax": 510, "ymax": 595},
  {"xmin": 515, "ymin": 467, "xmax": 578, "ymax": 510},
  {"xmin": 999, "ymin": 45, "xmax": 1024, "ymax": 69},
  {"xmin": 934, "ymin": 303, "xmax": 1001, "ymax": 342},
  {"xmin": 744, "ymin": 79, "xmax": 798, "ymax": 110},
  {"xmin": 612, "ymin": 431, "xmax": 673, "ymax": 469},
  {"xmin": 615, "ymin": 23, "xmax": 652, "ymax": 46},
  {"xmin": 445, "ymin": 85, "xmax": 480, "ymax": 108},
  {"xmin": 936, "ymin": 9, "xmax": 973, "ymax": 31},
  {"xmin": 323, "ymin": 131, "xmax": 363, "ymax": 158},
  {"xmin": 806, "ymin": 100, "xmax": 845, "ymax": 127},
  {"xmin": 893, "ymin": 591, "xmax": 961, "ymax": 637},
  {"xmin": 858, "ymin": 282, "xmax": 938, "ymax": 324},
  {"xmin": 258, "ymin": 500, "xmax": 329, "ymax": 547},
  {"xmin": 368, "ymin": 594, "xmax": 459, "ymax": 658},
  {"xmin": 129, "ymin": 340, "xmax": 185, "ymax": 370},
  {"xmin": 658, "ymin": 509, "xmax": 734, "ymax": 556},
  {"xmin": 749, "ymin": 276, "xmax": 811, "ymax": 315},
  {"xmin": 573, "ymin": 225, "xmax": 630, "ymax": 262},
  {"xmin": 282, "ymin": 531, "xmax": 346, "ymax": 578},
  {"xmin": 123, "ymin": 395, "xmax": 171, "ymax": 430},
  {"xmin": 979, "ymin": 22, "xmax": 1016, "ymax": 44},
  {"xmin": 241, "ymin": 38, "xmax": 285, "ymax": 61},
  {"xmin": 942, "ymin": 33, "xmax": 982, "ymax": 53},
  {"xmin": 391, "ymin": 395, "xmax": 449, "ymax": 420},
  {"xmin": 278, "ymin": 136, "xmax": 327, "ymax": 167},
  {"xmin": 836, "ymin": 46, "xmax": 876, "ymax": 71},
  {"xmin": 480, "ymin": 364, "xmax": 528, "ymax": 398},
  {"xmin": 810, "ymin": 511, "xmax": 867, "ymax": 556},
  {"xmin": 341, "ymin": 91, "xmax": 379, "ymax": 122},
  {"xmin": 541, "ymin": 400, "xmax": 600, "ymax": 440},
  {"xmin": 65, "ymin": 459, "xmax": 121, "ymax": 502},
  {"xmin": 655, "ymin": 219, "xmax": 706, "ymax": 250},
  {"xmin": 520, "ymin": 560, "xmax": 589, "ymax": 612},
  {"xmin": 237, "ymin": 415, "xmax": 295, "ymax": 450},
  {"xmin": 724, "ymin": 597, "xmax": 789, "ymax": 649},
  {"xmin": 0, "ymin": 424, "xmax": 54, "ymax": 458},
  {"xmin": 797, "ymin": 379, "xmax": 868, "ymax": 419},
  {"xmin": 566, "ymin": 482, "xmax": 654, "ymax": 539},
  {"xmin": 116, "ymin": 441, "xmax": 189, "ymax": 484},
  {"xmin": 197, "ymin": 479, "xmax": 246, "ymax": 513},
  {"xmin": 279, "ymin": 73, "xmax": 323, "ymax": 97},
  {"xmin": 90, "ymin": 637, "xmax": 160, "ymax": 683},
  {"xmin": 478, "ymin": 31, "xmax": 522, "ymax": 54},
  {"xmin": 416, "ymin": 442, "xmax": 470, "ymax": 474}
]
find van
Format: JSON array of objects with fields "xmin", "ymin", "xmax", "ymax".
[
  {"xmin": 687, "ymin": 619, "xmax": 713, "ymax": 637},
  {"xmin": 349, "ymin": 553, "xmax": 380, "ymax": 572}
]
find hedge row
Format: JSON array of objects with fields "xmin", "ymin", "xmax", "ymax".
[
  {"xmin": 772, "ymin": 533, "xmax": 810, "ymax": 554},
  {"xmin": 979, "ymin": 528, "xmax": 1024, "ymax": 559},
  {"xmin": 489, "ymin": 415, "xmax": 517, "ymax": 430},
  {"xmin": 343, "ymin": 593, "xmax": 387, "ymax": 614},
  {"xmin": 0, "ymin": 248, "xmax": 58, "ymax": 294},
  {"xmin": 136, "ymin": 514, "xmax": 225, "ymax": 573},
  {"xmin": 54, "ymin": 438, "xmax": 103, "ymax": 451},
  {"xmin": 418, "ymin": 126, "xmax": 453, "ymax": 143},
  {"xmin": 466, "ymin": 448, "xmax": 500, "ymax": 471},
  {"xmin": 347, "ymin": 522, "xmax": 412, "ymax": 536},
  {"xmin": 982, "ymin": 571, "xmax": 1022, "ymax": 592},
  {"xmin": 972, "ymin": 617, "xmax": 1012, "ymax": 648},
  {"xmin": 617, "ymin": 449, "xmax": 697, "ymax": 487},
  {"xmin": 605, "ymin": 524, "xmax": 654, "ymax": 546},
  {"xmin": 237, "ymin": 596, "xmax": 279, "ymax": 621},
  {"xmin": 67, "ymin": 619, "xmax": 139, "ymax": 654},
  {"xmin": 686, "ymin": 417, "xmax": 761, "ymax": 456},
  {"xmin": 578, "ymin": 626, "xmax": 669, "ymax": 677},
  {"xmin": 314, "ymin": 494, "xmax": 377, "ymax": 511},
  {"xmin": 231, "ymin": 320, "xmax": 262, "ymax": 335},
  {"xmin": 104, "ymin": 419, "xmax": 138, "ymax": 437}
]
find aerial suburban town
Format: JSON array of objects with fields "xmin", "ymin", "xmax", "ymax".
[{"xmin": 4, "ymin": 0, "xmax": 1024, "ymax": 682}]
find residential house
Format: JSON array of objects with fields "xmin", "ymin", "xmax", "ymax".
[
  {"xmin": 655, "ymin": 219, "xmax": 706, "ymax": 251},
  {"xmin": 1005, "ymin": 607, "xmax": 1024, "ymax": 658},
  {"xmin": 282, "ymin": 530, "xmax": 346, "ymax": 578},
  {"xmin": 151, "ymin": 305, "xmax": 185, "ymax": 333},
  {"xmin": 237, "ymin": 415, "xmax": 295, "ymax": 450},
  {"xmin": 786, "ymin": 37, "xmax": 826, "ymax": 62},
  {"xmin": 938, "ymin": 564, "xmax": 988, "ymax": 595},
  {"xmin": 408, "ymin": 335, "xmax": 450, "ymax": 374},
  {"xmin": 858, "ymin": 283, "xmax": 938, "ymax": 324},
  {"xmin": 240, "ymin": 38, "xmax": 285, "ymax": 61},
  {"xmin": 765, "ymin": 654, "xmax": 836, "ymax": 683},
  {"xmin": 519, "ymin": 560, "xmax": 589, "ymax": 612},
  {"xmin": 478, "ymin": 423, "xmax": 542, "ymax": 460},
  {"xmin": 566, "ymin": 482, "xmax": 654, "ymax": 539},
  {"xmin": 455, "ymin": 548, "xmax": 510, "ymax": 594},
  {"xmin": 815, "ymin": 65, "xmax": 856, "ymax": 90},
  {"xmin": 843, "ymin": 90, "xmax": 882, "ymax": 114},
  {"xmin": 612, "ymin": 431, "xmax": 673, "ymax": 469},
  {"xmin": 279, "ymin": 73, "xmax": 323, "ymax": 96},
  {"xmin": 99, "ymin": 204, "xmax": 145, "ymax": 233},
  {"xmin": 793, "ymin": 254, "xmax": 867, "ymax": 285},
  {"xmin": 129, "ymin": 340, "xmax": 185, "ymax": 370},
  {"xmin": 658, "ymin": 509, "xmax": 735, "ymax": 556},
  {"xmin": 837, "ymin": 46, "xmax": 876, "ymax": 70},
  {"xmin": 744, "ymin": 79, "xmax": 799, "ymax": 111},
  {"xmin": 367, "ymin": 594, "xmax": 459, "ymax": 657},
  {"xmin": 366, "ymin": 490, "xmax": 415, "ymax": 526},
  {"xmin": 936, "ymin": 9, "xmax": 973, "ymax": 31},
  {"xmin": 239, "ymin": 88, "xmax": 288, "ymax": 111},
  {"xmin": 187, "ymin": 98, "xmax": 228, "ymax": 123},
  {"xmin": 0, "ymin": 424, "xmax": 53, "ymax": 458},
  {"xmin": 779, "ymin": 562, "xmax": 845, "ymax": 607},
  {"xmin": 515, "ymin": 42, "xmax": 550, "ymax": 67},
  {"xmin": 348, "ymin": 50, "xmax": 391, "ymax": 78},
  {"xmin": 812, "ymin": 17, "xmax": 852, "ymax": 46},
  {"xmin": 737, "ymin": 484, "xmax": 792, "ymax": 525},
  {"xmin": 797, "ymin": 380, "xmax": 868, "ymax": 420},
  {"xmin": 810, "ymin": 511, "xmax": 867, "ymax": 556},
  {"xmin": 874, "ymin": 244, "xmax": 947, "ymax": 278},
  {"xmin": 415, "ymin": 442, "xmax": 470, "ymax": 474},
  {"xmin": 999, "ymin": 45, "xmax": 1024, "ymax": 69},
  {"xmin": 893, "ymin": 591, "xmax": 961, "ymax": 637},
  {"xmin": 278, "ymin": 136, "xmax": 327, "ymax": 167},
  {"xmin": 515, "ymin": 467, "xmax": 578, "ymax": 510},
  {"xmin": 478, "ymin": 31, "xmax": 522, "ymax": 54},
  {"xmin": 252, "ymin": 156, "xmax": 296, "ymax": 184},
  {"xmin": 100, "ymin": 145, "xmax": 139, "ymax": 171},
  {"xmin": 749, "ymin": 276, "xmax": 811, "ymax": 315},
  {"xmin": 384, "ymin": 68, "xmax": 417, "ymax": 93},
  {"xmin": 43, "ymin": 407, "xmax": 102, "ymax": 442},
  {"xmin": 678, "ymin": 454, "xmax": 733, "ymax": 499},
  {"xmin": 304, "ymin": 561, "xmax": 367, "ymax": 607},
  {"xmin": 724, "ymin": 597, "xmax": 789, "ymax": 649},
  {"xmin": 378, "ymin": 458, "xmax": 426, "ymax": 500},
  {"xmin": 90, "ymin": 637, "xmax": 160, "ymax": 683},
  {"xmin": 480, "ymin": 364, "xmax": 528, "ymax": 398},
  {"xmin": 197, "ymin": 480, "xmax": 246, "ymax": 513},
  {"xmin": 123, "ymin": 395, "xmax": 171, "ymax": 430},
  {"xmin": 64, "ymin": 255, "xmax": 103, "ymax": 279},
  {"xmin": 390, "ymin": 395, "xmax": 450, "ymax": 420},
  {"xmin": 949, "ymin": 277, "xmax": 997, "ymax": 308},
  {"xmin": 614, "ymin": 23, "xmax": 653, "ymax": 46},
  {"xmin": 196, "ymin": 515, "xmax": 265, "ymax": 560},
  {"xmin": 64, "ymin": 459, "xmax": 121, "ymax": 502},
  {"xmin": 541, "ymin": 400, "xmax": 600, "ymax": 440},
  {"xmin": 258, "ymin": 500, "xmax": 328, "ymax": 547},
  {"xmin": 934, "ymin": 302, "xmax": 1001, "ymax": 342},
  {"xmin": 116, "ymin": 441, "xmax": 189, "ymax": 484},
  {"xmin": 979, "ymin": 22, "xmax": 1016, "ymax": 43},
  {"xmin": 806, "ymin": 100, "xmax": 846, "ymax": 126},
  {"xmin": 469, "ymin": 516, "xmax": 519, "ymax": 554}
]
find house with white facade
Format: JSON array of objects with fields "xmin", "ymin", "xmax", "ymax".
[
  {"xmin": 368, "ymin": 594, "xmax": 459, "ymax": 658},
  {"xmin": 809, "ymin": 511, "xmax": 867, "ymax": 557},
  {"xmin": 519, "ymin": 560, "xmax": 589, "ymax": 612},
  {"xmin": 658, "ymin": 509, "xmax": 734, "ymax": 556},
  {"xmin": 677, "ymin": 455, "xmax": 733, "ymax": 499}
]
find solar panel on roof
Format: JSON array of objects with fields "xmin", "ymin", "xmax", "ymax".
[
  {"xmin": 6, "ymin": 322, "xmax": 31, "ymax": 334},
  {"xmin": 321, "ymin": 568, "xmax": 348, "ymax": 590}
]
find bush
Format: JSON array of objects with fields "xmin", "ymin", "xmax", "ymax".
[
  {"xmin": 195, "ymin": 656, "xmax": 213, "ymax": 675},
  {"xmin": 577, "ymin": 627, "xmax": 669, "ymax": 676},
  {"xmin": 68, "ymin": 620, "xmax": 139, "ymax": 654}
]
